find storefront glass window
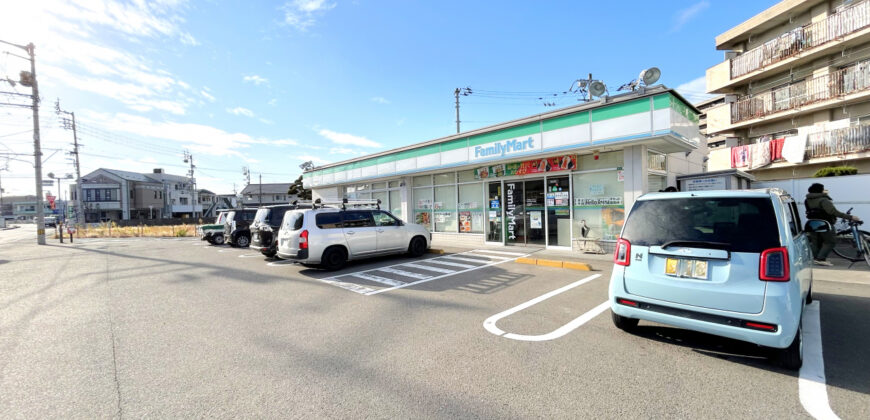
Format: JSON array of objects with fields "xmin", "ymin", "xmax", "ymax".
[
  {"xmin": 434, "ymin": 185, "xmax": 457, "ymax": 232},
  {"xmin": 413, "ymin": 175, "xmax": 432, "ymax": 187},
  {"xmin": 572, "ymin": 170, "xmax": 625, "ymax": 244},
  {"xmin": 434, "ymin": 172, "xmax": 454, "ymax": 185},
  {"xmin": 546, "ymin": 176, "xmax": 571, "ymax": 247},
  {"xmin": 389, "ymin": 190, "xmax": 403, "ymax": 221},
  {"xmin": 457, "ymin": 170, "xmax": 477, "ymax": 182},
  {"xmin": 372, "ymin": 190, "xmax": 388, "ymax": 210},
  {"xmin": 372, "ymin": 182, "xmax": 387, "ymax": 190},
  {"xmin": 412, "ymin": 188, "xmax": 432, "ymax": 229},
  {"xmin": 357, "ymin": 184, "xmax": 370, "ymax": 191},
  {"xmin": 458, "ymin": 183, "xmax": 484, "ymax": 234},
  {"xmin": 579, "ymin": 150, "xmax": 623, "ymax": 171},
  {"xmin": 486, "ymin": 182, "xmax": 502, "ymax": 242},
  {"xmin": 388, "ymin": 181, "xmax": 399, "ymax": 188}
]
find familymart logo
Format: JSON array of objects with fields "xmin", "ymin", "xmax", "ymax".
[{"xmin": 474, "ymin": 137, "xmax": 535, "ymax": 159}]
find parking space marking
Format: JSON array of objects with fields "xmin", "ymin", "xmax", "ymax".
[
  {"xmin": 401, "ymin": 263, "xmax": 456, "ymax": 274},
  {"xmin": 266, "ymin": 260, "xmax": 297, "ymax": 266},
  {"xmin": 483, "ymin": 274, "xmax": 606, "ymax": 341},
  {"xmin": 426, "ymin": 259, "xmax": 477, "ymax": 269},
  {"xmin": 441, "ymin": 255, "xmax": 493, "ymax": 264},
  {"xmin": 347, "ymin": 272, "xmax": 407, "ymax": 287},
  {"xmin": 470, "ymin": 250, "xmax": 527, "ymax": 256},
  {"xmin": 320, "ymin": 278, "xmax": 378, "ymax": 295},
  {"xmin": 374, "ymin": 267, "xmax": 433, "ymax": 280},
  {"xmin": 799, "ymin": 301, "xmax": 840, "ymax": 420},
  {"xmin": 238, "ymin": 253, "xmax": 264, "ymax": 258}
]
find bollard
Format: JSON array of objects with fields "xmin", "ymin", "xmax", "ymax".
[{"xmin": 59, "ymin": 223, "xmax": 64, "ymax": 243}]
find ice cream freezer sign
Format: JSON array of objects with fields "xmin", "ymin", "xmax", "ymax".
[{"xmin": 471, "ymin": 134, "xmax": 542, "ymax": 161}]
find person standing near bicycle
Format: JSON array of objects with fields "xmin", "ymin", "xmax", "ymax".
[{"xmin": 805, "ymin": 183, "xmax": 862, "ymax": 266}]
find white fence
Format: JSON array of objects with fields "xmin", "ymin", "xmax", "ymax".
[{"xmin": 755, "ymin": 174, "xmax": 870, "ymax": 224}]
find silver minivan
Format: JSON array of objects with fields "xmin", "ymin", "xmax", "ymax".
[{"xmin": 277, "ymin": 207, "xmax": 431, "ymax": 270}]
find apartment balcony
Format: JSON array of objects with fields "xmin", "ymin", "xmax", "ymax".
[
  {"xmin": 708, "ymin": 0, "xmax": 870, "ymax": 93},
  {"xmin": 707, "ymin": 125, "xmax": 870, "ymax": 172},
  {"xmin": 707, "ymin": 60, "xmax": 870, "ymax": 134}
]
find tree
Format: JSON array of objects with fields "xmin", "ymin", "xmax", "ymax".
[
  {"xmin": 287, "ymin": 175, "xmax": 311, "ymax": 200},
  {"xmin": 299, "ymin": 161, "xmax": 314, "ymax": 171}
]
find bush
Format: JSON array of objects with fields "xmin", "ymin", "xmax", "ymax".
[
  {"xmin": 175, "ymin": 227, "xmax": 190, "ymax": 237},
  {"xmin": 813, "ymin": 166, "xmax": 858, "ymax": 177}
]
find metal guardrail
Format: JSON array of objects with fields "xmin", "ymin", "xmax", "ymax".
[
  {"xmin": 806, "ymin": 125, "xmax": 870, "ymax": 158},
  {"xmin": 730, "ymin": 0, "xmax": 870, "ymax": 79},
  {"xmin": 731, "ymin": 60, "xmax": 870, "ymax": 123}
]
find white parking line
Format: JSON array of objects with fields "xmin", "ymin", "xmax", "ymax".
[
  {"xmin": 374, "ymin": 267, "xmax": 432, "ymax": 280},
  {"xmin": 441, "ymin": 255, "xmax": 491, "ymax": 264},
  {"xmin": 347, "ymin": 272, "xmax": 407, "ymax": 287},
  {"xmin": 266, "ymin": 260, "xmax": 297, "ymax": 266},
  {"xmin": 401, "ymin": 263, "xmax": 456, "ymax": 274},
  {"xmin": 463, "ymin": 253, "xmax": 510, "ymax": 260},
  {"xmin": 238, "ymin": 254, "xmax": 264, "ymax": 258},
  {"xmin": 426, "ymin": 259, "xmax": 477, "ymax": 269},
  {"xmin": 470, "ymin": 250, "xmax": 527, "ymax": 256},
  {"xmin": 483, "ymin": 274, "xmax": 606, "ymax": 341},
  {"xmin": 320, "ymin": 278, "xmax": 378, "ymax": 295},
  {"xmin": 799, "ymin": 301, "xmax": 841, "ymax": 420}
]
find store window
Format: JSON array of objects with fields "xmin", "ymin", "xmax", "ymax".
[
  {"xmin": 546, "ymin": 176, "xmax": 571, "ymax": 247},
  {"xmin": 434, "ymin": 172, "xmax": 454, "ymax": 185},
  {"xmin": 413, "ymin": 187, "xmax": 432, "ymax": 229},
  {"xmin": 413, "ymin": 175, "xmax": 432, "ymax": 187},
  {"xmin": 572, "ymin": 168, "xmax": 625, "ymax": 245},
  {"xmin": 457, "ymin": 169, "xmax": 477, "ymax": 183},
  {"xmin": 372, "ymin": 182, "xmax": 387, "ymax": 190},
  {"xmin": 458, "ymin": 183, "xmax": 484, "ymax": 233},
  {"xmin": 434, "ymin": 185, "xmax": 457, "ymax": 232},
  {"xmin": 389, "ymin": 190, "xmax": 403, "ymax": 220},
  {"xmin": 372, "ymin": 190, "xmax": 388, "ymax": 210}
]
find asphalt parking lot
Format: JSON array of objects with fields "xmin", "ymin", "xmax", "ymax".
[{"xmin": 1, "ymin": 225, "xmax": 869, "ymax": 418}]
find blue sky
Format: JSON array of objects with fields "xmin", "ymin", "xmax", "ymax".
[{"xmin": 0, "ymin": 0, "xmax": 776, "ymax": 196}]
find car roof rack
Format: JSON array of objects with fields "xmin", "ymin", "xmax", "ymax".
[{"xmin": 312, "ymin": 198, "xmax": 381, "ymax": 210}]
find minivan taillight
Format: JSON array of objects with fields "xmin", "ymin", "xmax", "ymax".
[
  {"xmin": 614, "ymin": 238, "xmax": 631, "ymax": 266},
  {"xmin": 299, "ymin": 230, "xmax": 309, "ymax": 249},
  {"xmin": 759, "ymin": 247, "xmax": 789, "ymax": 281}
]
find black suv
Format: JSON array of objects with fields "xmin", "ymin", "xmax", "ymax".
[
  {"xmin": 250, "ymin": 204, "xmax": 305, "ymax": 257},
  {"xmin": 224, "ymin": 208, "xmax": 258, "ymax": 247}
]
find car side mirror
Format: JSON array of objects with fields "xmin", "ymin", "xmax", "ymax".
[{"xmin": 804, "ymin": 219, "xmax": 832, "ymax": 233}]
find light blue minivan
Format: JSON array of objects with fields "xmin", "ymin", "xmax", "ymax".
[{"xmin": 609, "ymin": 189, "xmax": 822, "ymax": 369}]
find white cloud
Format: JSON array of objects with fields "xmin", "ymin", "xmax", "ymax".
[
  {"xmin": 268, "ymin": 98, "xmax": 278, "ymax": 106},
  {"xmin": 227, "ymin": 107, "xmax": 255, "ymax": 117},
  {"xmin": 281, "ymin": 0, "xmax": 336, "ymax": 31},
  {"xmin": 672, "ymin": 1, "xmax": 710, "ymax": 32},
  {"xmin": 370, "ymin": 96, "xmax": 390, "ymax": 105},
  {"xmin": 317, "ymin": 129, "xmax": 382, "ymax": 148},
  {"xmin": 271, "ymin": 139, "xmax": 300, "ymax": 146},
  {"xmin": 200, "ymin": 88, "xmax": 216, "ymax": 102},
  {"xmin": 676, "ymin": 76, "xmax": 716, "ymax": 104},
  {"xmin": 243, "ymin": 75, "xmax": 269, "ymax": 86},
  {"xmin": 179, "ymin": 32, "xmax": 199, "ymax": 46},
  {"xmin": 258, "ymin": 118, "xmax": 275, "ymax": 125}
]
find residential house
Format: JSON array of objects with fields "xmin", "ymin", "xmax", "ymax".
[{"xmin": 239, "ymin": 183, "xmax": 296, "ymax": 206}]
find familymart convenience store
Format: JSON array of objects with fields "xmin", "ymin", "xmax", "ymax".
[{"xmin": 304, "ymin": 87, "xmax": 703, "ymax": 250}]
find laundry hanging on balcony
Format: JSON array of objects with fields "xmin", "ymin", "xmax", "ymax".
[
  {"xmin": 730, "ymin": 145, "xmax": 750, "ymax": 168},
  {"xmin": 749, "ymin": 142, "xmax": 772, "ymax": 169},
  {"xmin": 782, "ymin": 135, "xmax": 808, "ymax": 164},
  {"xmin": 770, "ymin": 138, "xmax": 785, "ymax": 161}
]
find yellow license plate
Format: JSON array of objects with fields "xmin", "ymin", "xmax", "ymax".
[{"xmin": 665, "ymin": 258, "xmax": 708, "ymax": 279}]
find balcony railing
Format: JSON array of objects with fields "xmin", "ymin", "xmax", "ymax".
[
  {"xmin": 648, "ymin": 153, "xmax": 667, "ymax": 171},
  {"xmin": 731, "ymin": 60, "xmax": 870, "ymax": 123},
  {"xmin": 730, "ymin": 0, "xmax": 870, "ymax": 79},
  {"xmin": 806, "ymin": 125, "xmax": 870, "ymax": 159}
]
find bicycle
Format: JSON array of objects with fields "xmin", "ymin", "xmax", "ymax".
[{"xmin": 831, "ymin": 208, "xmax": 870, "ymax": 268}]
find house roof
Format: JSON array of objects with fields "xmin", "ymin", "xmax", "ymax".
[
  {"xmin": 82, "ymin": 168, "xmax": 192, "ymax": 184},
  {"xmin": 103, "ymin": 169, "xmax": 158, "ymax": 183},
  {"xmin": 240, "ymin": 183, "xmax": 292, "ymax": 195}
]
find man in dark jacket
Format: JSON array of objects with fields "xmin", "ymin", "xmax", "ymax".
[{"xmin": 805, "ymin": 183, "xmax": 862, "ymax": 266}]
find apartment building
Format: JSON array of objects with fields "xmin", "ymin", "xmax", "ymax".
[
  {"xmin": 70, "ymin": 168, "xmax": 201, "ymax": 222},
  {"xmin": 239, "ymin": 183, "xmax": 296, "ymax": 206},
  {"xmin": 705, "ymin": 0, "xmax": 870, "ymax": 180}
]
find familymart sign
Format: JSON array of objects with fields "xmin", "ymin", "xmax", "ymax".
[{"xmin": 471, "ymin": 134, "xmax": 542, "ymax": 161}]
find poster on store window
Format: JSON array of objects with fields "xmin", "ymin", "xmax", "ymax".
[
  {"xmin": 529, "ymin": 211, "xmax": 542, "ymax": 229},
  {"xmin": 415, "ymin": 212, "xmax": 430, "ymax": 225},
  {"xmin": 459, "ymin": 211, "xmax": 472, "ymax": 232}
]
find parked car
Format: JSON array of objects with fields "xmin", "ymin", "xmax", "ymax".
[
  {"xmin": 44, "ymin": 216, "xmax": 57, "ymax": 227},
  {"xmin": 199, "ymin": 210, "xmax": 229, "ymax": 245},
  {"xmin": 609, "ymin": 189, "xmax": 816, "ymax": 369},
  {"xmin": 224, "ymin": 208, "xmax": 258, "ymax": 247},
  {"xmin": 251, "ymin": 203, "xmax": 312, "ymax": 258},
  {"xmin": 276, "ymin": 205, "xmax": 430, "ymax": 270}
]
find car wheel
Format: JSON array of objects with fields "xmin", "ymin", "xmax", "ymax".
[
  {"xmin": 611, "ymin": 311, "xmax": 639, "ymax": 332},
  {"xmin": 408, "ymin": 236, "xmax": 427, "ymax": 257},
  {"xmin": 212, "ymin": 234, "xmax": 225, "ymax": 245},
  {"xmin": 321, "ymin": 247, "xmax": 347, "ymax": 271},
  {"xmin": 777, "ymin": 325, "xmax": 803, "ymax": 370},
  {"xmin": 263, "ymin": 250, "xmax": 277, "ymax": 258},
  {"xmin": 236, "ymin": 235, "xmax": 250, "ymax": 248}
]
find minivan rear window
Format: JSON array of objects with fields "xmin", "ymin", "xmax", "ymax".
[
  {"xmin": 282, "ymin": 211, "xmax": 304, "ymax": 231},
  {"xmin": 315, "ymin": 212, "xmax": 343, "ymax": 229},
  {"xmin": 621, "ymin": 197, "xmax": 780, "ymax": 253}
]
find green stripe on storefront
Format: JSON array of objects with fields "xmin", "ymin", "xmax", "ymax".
[{"xmin": 305, "ymin": 93, "xmax": 695, "ymax": 180}]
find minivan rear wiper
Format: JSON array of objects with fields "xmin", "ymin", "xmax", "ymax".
[{"xmin": 660, "ymin": 240, "xmax": 731, "ymax": 251}]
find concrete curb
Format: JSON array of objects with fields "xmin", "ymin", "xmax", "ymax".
[
  {"xmin": 427, "ymin": 248, "xmax": 445, "ymax": 254},
  {"xmin": 515, "ymin": 257, "xmax": 593, "ymax": 271}
]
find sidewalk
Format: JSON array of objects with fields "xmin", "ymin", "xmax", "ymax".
[
  {"xmin": 430, "ymin": 242, "xmax": 611, "ymax": 271},
  {"xmin": 813, "ymin": 256, "xmax": 870, "ymax": 285}
]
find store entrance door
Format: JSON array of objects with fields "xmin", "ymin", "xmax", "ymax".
[{"xmin": 505, "ymin": 179, "xmax": 545, "ymax": 246}]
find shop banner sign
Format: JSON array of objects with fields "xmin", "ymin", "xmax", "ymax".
[
  {"xmin": 684, "ymin": 177, "xmax": 726, "ymax": 191},
  {"xmin": 475, "ymin": 154, "xmax": 577, "ymax": 179},
  {"xmin": 575, "ymin": 197, "xmax": 624, "ymax": 206}
]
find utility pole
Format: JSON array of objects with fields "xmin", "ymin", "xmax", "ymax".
[
  {"xmin": 184, "ymin": 150, "xmax": 197, "ymax": 218},
  {"xmin": 56, "ymin": 99, "xmax": 83, "ymax": 226},
  {"xmin": 0, "ymin": 162, "xmax": 7, "ymax": 218},
  {"xmin": 454, "ymin": 87, "xmax": 472, "ymax": 134},
  {"xmin": 258, "ymin": 173, "xmax": 262, "ymax": 207}
]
